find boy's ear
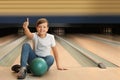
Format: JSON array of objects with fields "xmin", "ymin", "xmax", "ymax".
[{"xmin": 47, "ymin": 27, "xmax": 49, "ymax": 31}]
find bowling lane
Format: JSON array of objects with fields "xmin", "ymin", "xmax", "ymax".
[
  {"xmin": 1, "ymin": 38, "xmax": 120, "ymax": 80},
  {"xmin": 52, "ymin": 42, "xmax": 82, "ymax": 68},
  {"xmin": 0, "ymin": 36, "xmax": 27, "ymax": 66},
  {"xmin": 56, "ymin": 36, "xmax": 98, "ymax": 67},
  {"xmin": 0, "ymin": 34, "xmax": 20, "ymax": 48},
  {"xmin": 1, "ymin": 35, "xmax": 120, "ymax": 80},
  {"xmin": 65, "ymin": 34, "xmax": 120, "ymax": 66},
  {"xmin": 81, "ymin": 34, "xmax": 120, "ymax": 48},
  {"xmin": 92, "ymin": 34, "xmax": 120, "ymax": 42}
]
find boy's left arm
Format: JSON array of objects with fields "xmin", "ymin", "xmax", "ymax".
[{"xmin": 52, "ymin": 46, "xmax": 67, "ymax": 70}]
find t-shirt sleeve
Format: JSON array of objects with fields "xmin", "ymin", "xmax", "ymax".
[
  {"xmin": 51, "ymin": 35, "xmax": 56, "ymax": 47},
  {"xmin": 32, "ymin": 33, "xmax": 37, "ymax": 40}
]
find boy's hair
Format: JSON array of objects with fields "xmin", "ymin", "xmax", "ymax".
[{"xmin": 36, "ymin": 18, "xmax": 48, "ymax": 27}]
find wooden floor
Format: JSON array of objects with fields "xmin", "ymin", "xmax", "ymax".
[
  {"xmin": 0, "ymin": 34, "xmax": 18, "ymax": 47},
  {"xmin": 0, "ymin": 34, "xmax": 120, "ymax": 80},
  {"xmin": 68, "ymin": 35, "xmax": 120, "ymax": 66}
]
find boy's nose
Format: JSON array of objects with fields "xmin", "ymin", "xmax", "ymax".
[{"xmin": 40, "ymin": 27, "xmax": 44, "ymax": 30}]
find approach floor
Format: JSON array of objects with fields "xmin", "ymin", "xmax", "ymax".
[{"xmin": 0, "ymin": 34, "xmax": 120, "ymax": 80}]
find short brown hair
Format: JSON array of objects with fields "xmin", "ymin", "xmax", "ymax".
[{"xmin": 36, "ymin": 18, "xmax": 48, "ymax": 27}]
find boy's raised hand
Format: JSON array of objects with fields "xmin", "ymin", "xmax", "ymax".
[{"xmin": 23, "ymin": 18, "xmax": 29, "ymax": 29}]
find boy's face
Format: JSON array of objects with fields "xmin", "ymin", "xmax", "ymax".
[{"xmin": 36, "ymin": 22, "xmax": 48, "ymax": 35}]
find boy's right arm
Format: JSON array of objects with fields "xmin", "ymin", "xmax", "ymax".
[{"xmin": 23, "ymin": 18, "xmax": 33, "ymax": 39}]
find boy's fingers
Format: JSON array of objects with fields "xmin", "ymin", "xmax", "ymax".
[{"xmin": 26, "ymin": 18, "xmax": 29, "ymax": 22}]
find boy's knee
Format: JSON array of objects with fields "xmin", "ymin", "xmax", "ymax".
[
  {"xmin": 22, "ymin": 43, "xmax": 30, "ymax": 48},
  {"xmin": 46, "ymin": 56, "xmax": 54, "ymax": 65},
  {"xmin": 49, "ymin": 56, "xmax": 54, "ymax": 62}
]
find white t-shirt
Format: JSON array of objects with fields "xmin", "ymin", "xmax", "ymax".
[{"xmin": 32, "ymin": 33, "xmax": 56, "ymax": 57}]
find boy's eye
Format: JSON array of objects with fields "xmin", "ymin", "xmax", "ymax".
[
  {"xmin": 43, "ymin": 26, "xmax": 46, "ymax": 28},
  {"xmin": 38, "ymin": 26, "xmax": 46, "ymax": 28},
  {"xmin": 37, "ymin": 26, "xmax": 41, "ymax": 28}
]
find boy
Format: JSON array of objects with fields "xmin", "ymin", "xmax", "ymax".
[{"xmin": 12, "ymin": 18, "xmax": 67, "ymax": 79}]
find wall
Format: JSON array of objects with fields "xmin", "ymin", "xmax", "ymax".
[{"xmin": 0, "ymin": 0, "xmax": 120, "ymax": 16}]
